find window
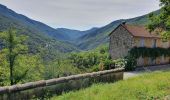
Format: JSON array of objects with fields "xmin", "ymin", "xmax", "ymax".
[
  {"xmin": 152, "ymin": 39, "xmax": 157, "ymax": 48},
  {"xmin": 140, "ymin": 38, "xmax": 145, "ymax": 47}
]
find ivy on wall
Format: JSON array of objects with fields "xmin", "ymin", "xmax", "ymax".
[
  {"xmin": 123, "ymin": 47, "xmax": 170, "ymax": 71},
  {"xmin": 129, "ymin": 47, "xmax": 170, "ymax": 59}
]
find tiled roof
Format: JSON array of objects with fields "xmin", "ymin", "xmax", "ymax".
[
  {"xmin": 109, "ymin": 24, "xmax": 160, "ymax": 38},
  {"xmin": 122, "ymin": 24, "xmax": 160, "ymax": 38}
]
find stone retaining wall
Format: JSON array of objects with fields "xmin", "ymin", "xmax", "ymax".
[{"xmin": 0, "ymin": 68, "xmax": 124, "ymax": 100}]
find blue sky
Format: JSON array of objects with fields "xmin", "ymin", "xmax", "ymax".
[{"xmin": 0, "ymin": 0, "xmax": 160, "ymax": 30}]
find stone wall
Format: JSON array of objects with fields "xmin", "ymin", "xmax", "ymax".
[
  {"xmin": 109, "ymin": 25, "xmax": 134, "ymax": 59},
  {"xmin": 0, "ymin": 68, "xmax": 124, "ymax": 100}
]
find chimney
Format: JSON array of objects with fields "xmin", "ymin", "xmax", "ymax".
[{"xmin": 122, "ymin": 21, "xmax": 126, "ymax": 25}]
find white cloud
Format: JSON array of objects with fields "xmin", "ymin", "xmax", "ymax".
[{"xmin": 0, "ymin": 0, "xmax": 160, "ymax": 30}]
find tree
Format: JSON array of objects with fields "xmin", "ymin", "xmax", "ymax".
[
  {"xmin": 147, "ymin": 0, "xmax": 170, "ymax": 41},
  {"xmin": 0, "ymin": 29, "xmax": 44, "ymax": 85},
  {"xmin": 0, "ymin": 52, "xmax": 9, "ymax": 86}
]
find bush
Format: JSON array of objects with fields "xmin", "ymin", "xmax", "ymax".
[
  {"xmin": 103, "ymin": 59, "xmax": 115, "ymax": 70},
  {"xmin": 124, "ymin": 55, "xmax": 137, "ymax": 71},
  {"xmin": 91, "ymin": 65, "xmax": 100, "ymax": 72},
  {"xmin": 113, "ymin": 59, "xmax": 127, "ymax": 69}
]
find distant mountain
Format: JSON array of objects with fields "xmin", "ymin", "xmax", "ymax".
[
  {"xmin": 56, "ymin": 28, "xmax": 98, "ymax": 42},
  {"xmin": 0, "ymin": 4, "xmax": 68, "ymax": 40},
  {"xmin": 0, "ymin": 4, "xmax": 78, "ymax": 49},
  {"xmin": 0, "ymin": 4, "xmax": 79, "ymax": 60},
  {"xmin": 0, "ymin": 3, "xmax": 160, "ymax": 53},
  {"xmin": 76, "ymin": 10, "xmax": 160, "ymax": 50}
]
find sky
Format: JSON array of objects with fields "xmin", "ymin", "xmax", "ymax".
[{"xmin": 0, "ymin": 0, "xmax": 160, "ymax": 30}]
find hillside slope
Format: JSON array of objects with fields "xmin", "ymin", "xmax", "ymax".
[
  {"xmin": 0, "ymin": 4, "xmax": 67, "ymax": 40},
  {"xmin": 76, "ymin": 10, "xmax": 160, "ymax": 50},
  {"xmin": 0, "ymin": 4, "xmax": 79, "ymax": 59},
  {"xmin": 0, "ymin": 4, "xmax": 160, "ymax": 52},
  {"xmin": 56, "ymin": 28, "xmax": 98, "ymax": 42}
]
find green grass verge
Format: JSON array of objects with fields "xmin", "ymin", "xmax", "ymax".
[{"xmin": 52, "ymin": 71, "xmax": 170, "ymax": 100}]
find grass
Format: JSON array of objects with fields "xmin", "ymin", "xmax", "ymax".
[{"xmin": 52, "ymin": 71, "xmax": 170, "ymax": 100}]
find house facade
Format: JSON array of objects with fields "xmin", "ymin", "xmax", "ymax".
[{"xmin": 109, "ymin": 23, "xmax": 170, "ymax": 66}]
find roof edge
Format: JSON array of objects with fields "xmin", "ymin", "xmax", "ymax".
[
  {"xmin": 109, "ymin": 24, "xmax": 161, "ymax": 39},
  {"xmin": 109, "ymin": 24, "xmax": 122, "ymax": 36}
]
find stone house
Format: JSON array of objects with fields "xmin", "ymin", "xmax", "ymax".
[{"xmin": 109, "ymin": 22, "xmax": 170, "ymax": 66}]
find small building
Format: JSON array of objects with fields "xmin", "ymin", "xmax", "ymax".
[{"xmin": 109, "ymin": 22, "xmax": 170, "ymax": 66}]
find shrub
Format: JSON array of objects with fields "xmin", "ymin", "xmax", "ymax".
[
  {"xmin": 113, "ymin": 59, "xmax": 126, "ymax": 69},
  {"xmin": 91, "ymin": 65, "xmax": 100, "ymax": 72},
  {"xmin": 101, "ymin": 59, "xmax": 114, "ymax": 70},
  {"xmin": 124, "ymin": 55, "xmax": 137, "ymax": 71}
]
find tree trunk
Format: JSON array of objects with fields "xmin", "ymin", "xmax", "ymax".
[
  {"xmin": 9, "ymin": 29, "xmax": 14, "ymax": 85},
  {"xmin": 10, "ymin": 61, "xmax": 14, "ymax": 85}
]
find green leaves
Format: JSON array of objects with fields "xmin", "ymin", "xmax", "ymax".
[
  {"xmin": 13, "ymin": 55, "xmax": 44, "ymax": 83},
  {"xmin": 0, "ymin": 29, "xmax": 44, "ymax": 85},
  {"xmin": 67, "ymin": 45, "xmax": 111, "ymax": 71},
  {"xmin": 147, "ymin": 0, "xmax": 170, "ymax": 40},
  {"xmin": 129, "ymin": 47, "xmax": 170, "ymax": 59},
  {"xmin": 161, "ymin": 31, "xmax": 170, "ymax": 42},
  {"xmin": 125, "ymin": 47, "xmax": 170, "ymax": 71}
]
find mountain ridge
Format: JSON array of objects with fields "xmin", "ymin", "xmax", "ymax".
[
  {"xmin": 0, "ymin": 4, "xmax": 160, "ymax": 52},
  {"xmin": 75, "ymin": 10, "xmax": 160, "ymax": 50},
  {"xmin": 0, "ymin": 4, "xmax": 80, "ymax": 61}
]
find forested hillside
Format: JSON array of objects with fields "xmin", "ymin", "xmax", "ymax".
[
  {"xmin": 0, "ymin": 4, "xmax": 160, "ymax": 53},
  {"xmin": 56, "ymin": 28, "xmax": 98, "ymax": 42},
  {"xmin": 76, "ymin": 10, "xmax": 160, "ymax": 50},
  {"xmin": 0, "ymin": 4, "xmax": 79, "ymax": 61}
]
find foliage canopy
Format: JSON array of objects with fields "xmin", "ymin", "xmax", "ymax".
[{"xmin": 147, "ymin": 0, "xmax": 170, "ymax": 41}]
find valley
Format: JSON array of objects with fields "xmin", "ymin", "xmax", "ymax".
[
  {"xmin": 0, "ymin": 4, "xmax": 160, "ymax": 52},
  {"xmin": 0, "ymin": 1, "xmax": 169, "ymax": 99}
]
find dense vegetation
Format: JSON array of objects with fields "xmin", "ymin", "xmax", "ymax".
[
  {"xmin": 124, "ymin": 47, "xmax": 170, "ymax": 70},
  {"xmin": 147, "ymin": 0, "xmax": 170, "ymax": 41},
  {"xmin": 129, "ymin": 47, "xmax": 170, "ymax": 59},
  {"xmin": 0, "ymin": 29, "xmax": 44, "ymax": 86},
  {"xmin": 44, "ymin": 45, "xmax": 115, "ymax": 79},
  {"xmin": 53, "ymin": 71, "xmax": 170, "ymax": 100},
  {"xmin": 0, "ymin": 36, "xmax": 124, "ymax": 86},
  {"xmin": 0, "ymin": 34, "xmax": 114, "ymax": 86}
]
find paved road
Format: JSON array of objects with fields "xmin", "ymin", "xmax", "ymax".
[{"xmin": 124, "ymin": 64, "xmax": 170, "ymax": 79}]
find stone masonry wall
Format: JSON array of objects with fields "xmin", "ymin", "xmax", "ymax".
[
  {"xmin": 0, "ymin": 68, "xmax": 124, "ymax": 100},
  {"xmin": 109, "ymin": 25, "xmax": 134, "ymax": 60}
]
